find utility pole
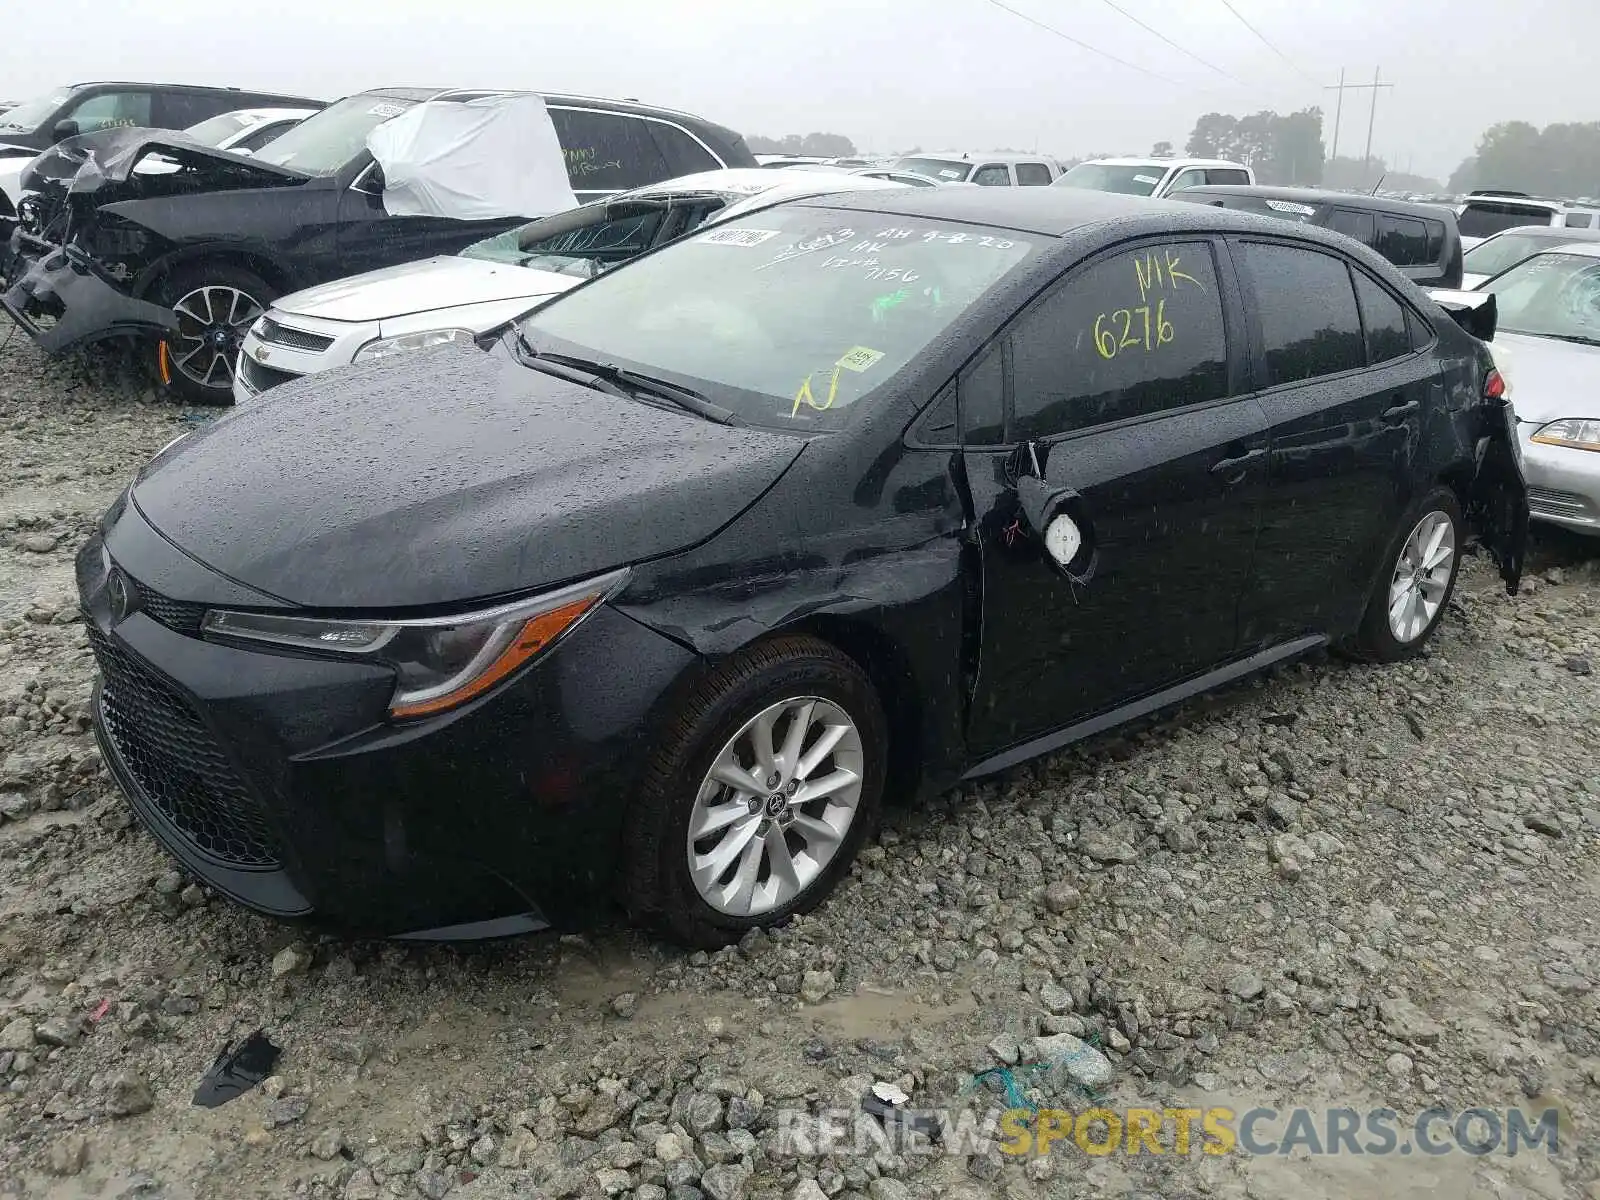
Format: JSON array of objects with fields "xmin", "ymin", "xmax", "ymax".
[
  {"xmin": 1324, "ymin": 67, "xmax": 1345, "ymax": 162},
  {"xmin": 1362, "ymin": 66, "xmax": 1391, "ymax": 178},
  {"xmin": 1325, "ymin": 67, "xmax": 1394, "ymax": 182}
]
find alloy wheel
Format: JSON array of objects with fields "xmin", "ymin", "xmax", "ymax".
[
  {"xmin": 1387, "ymin": 509, "xmax": 1456, "ymax": 644},
  {"xmin": 168, "ymin": 285, "xmax": 265, "ymax": 390},
  {"xmin": 686, "ymin": 695, "xmax": 865, "ymax": 918}
]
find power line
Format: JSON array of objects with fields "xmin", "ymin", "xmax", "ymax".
[
  {"xmin": 1214, "ymin": 0, "xmax": 1316, "ymax": 83},
  {"xmin": 1092, "ymin": 0, "xmax": 1248, "ymax": 87},
  {"xmin": 981, "ymin": 0, "xmax": 1183, "ymax": 86}
]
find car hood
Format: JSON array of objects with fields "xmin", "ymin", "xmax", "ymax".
[
  {"xmin": 1491, "ymin": 330, "xmax": 1600, "ymax": 424},
  {"xmin": 130, "ymin": 344, "xmax": 807, "ymax": 608},
  {"xmin": 1461, "ymin": 272, "xmax": 1489, "ymax": 290},
  {"xmin": 276, "ymin": 255, "xmax": 578, "ymax": 324}
]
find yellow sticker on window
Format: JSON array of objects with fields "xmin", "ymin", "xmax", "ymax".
[{"xmin": 836, "ymin": 346, "xmax": 885, "ymax": 373}]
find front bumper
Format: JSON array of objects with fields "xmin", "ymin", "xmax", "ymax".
[
  {"xmin": 77, "ymin": 507, "xmax": 699, "ymax": 938},
  {"xmin": 2, "ymin": 228, "xmax": 177, "ymax": 353},
  {"xmin": 233, "ymin": 309, "xmax": 374, "ymax": 403},
  {"xmin": 1519, "ymin": 421, "xmax": 1600, "ymax": 535}
]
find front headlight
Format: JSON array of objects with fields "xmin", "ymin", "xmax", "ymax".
[
  {"xmin": 1530, "ymin": 417, "xmax": 1600, "ymax": 452},
  {"xmin": 352, "ymin": 327, "xmax": 476, "ymax": 363},
  {"xmin": 202, "ymin": 568, "xmax": 629, "ymax": 720}
]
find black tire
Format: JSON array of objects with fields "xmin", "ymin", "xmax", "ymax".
[
  {"xmin": 625, "ymin": 636, "xmax": 888, "ymax": 948},
  {"xmin": 152, "ymin": 262, "xmax": 276, "ymax": 406},
  {"xmin": 1346, "ymin": 486, "xmax": 1464, "ymax": 663}
]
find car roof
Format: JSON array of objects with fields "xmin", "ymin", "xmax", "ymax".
[
  {"xmin": 219, "ymin": 107, "xmax": 321, "ymax": 122},
  {"xmin": 1476, "ymin": 224, "xmax": 1600, "ymax": 241},
  {"xmin": 898, "ymin": 151, "xmax": 1056, "ymax": 162},
  {"xmin": 1178, "ymin": 184, "xmax": 1454, "ymax": 219},
  {"xmin": 787, "ymin": 184, "xmax": 1342, "ymax": 239},
  {"xmin": 64, "ymin": 81, "xmax": 321, "ymax": 103},
  {"xmin": 1083, "ymin": 157, "xmax": 1245, "ymax": 170}
]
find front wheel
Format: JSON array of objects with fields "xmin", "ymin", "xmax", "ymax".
[
  {"xmin": 625, "ymin": 636, "xmax": 887, "ymax": 948},
  {"xmin": 1348, "ymin": 487, "xmax": 1464, "ymax": 662},
  {"xmin": 153, "ymin": 263, "xmax": 275, "ymax": 405}
]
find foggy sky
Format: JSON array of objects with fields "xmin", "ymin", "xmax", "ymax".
[{"xmin": 3, "ymin": 0, "xmax": 1592, "ymax": 181}]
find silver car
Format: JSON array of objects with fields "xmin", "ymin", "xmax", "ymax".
[{"xmin": 1475, "ymin": 243, "xmax": 1600, "ymax": 535}]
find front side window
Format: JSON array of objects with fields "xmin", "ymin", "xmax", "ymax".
[
  {"xmin": 1353, "ymin": 271, "xmax": 1411, "ymax": 364},
  {"xmin": 1054, "ymin": 162, "xmax": 1163, "ymax": 196},
  {"xmin": 1238, "ymin": 242, "xmax": 1365, "ymax": 384},
  {"xmin": 1009, "ymin": 241, "xmax": 1228, "ymax": 440},
  {"xmin": 255, "ymin": 94, "xmax": 416, "ymax": 176},
  {"xmin": 0, "ymin": 87, "xmax": 75, "ymax": 134},
  {"xmin": 1327, "ymin": 208, "xmax": 1376, "ymax": 247},
  {"xmin": 520, "ymin": 209, "xmax": 1036, "ymax": 429},
  {"xmin": 972, "ymin": 164, "xmax": 1012, "ymax": 186},
  {"xmin": 64, "ymin": 91, "xmax": 151, "ymax": 133},
  {"xmin": 1375, "ymin": 215, "xmax": 1430, "ymax": 266},
  {"xmin": 1015, "ymin": 162, "xmax": 1053, "ymax": 186},
  {"xmin": 1482, "ymin": 251, "xmax": 1600, "ymax": 345},
  {"xmin": 1165, "ymin": 169, "xmax": 1207, "ymax": 192}
]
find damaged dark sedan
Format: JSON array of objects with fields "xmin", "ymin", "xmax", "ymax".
[
  {"xmin": 77, "ymin": 189, "xmax": 1528, "ymax": 947},
  {"xmin": 4, "ymin": 86, "xmax": 755, "ymax": 402}
]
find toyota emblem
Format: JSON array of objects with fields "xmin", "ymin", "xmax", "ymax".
[{"xmin": 106, "ymin": 570, "xmax": 130, "ymax": 624}]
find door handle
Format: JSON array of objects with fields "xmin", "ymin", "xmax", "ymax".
[
  {"xmin": 1210, "ymin": 446, "xmax": 1267, "ymax": 484},
  {"xmin": 1383, "ymin": 399, "xmax": 1421, "ymax": 424}
]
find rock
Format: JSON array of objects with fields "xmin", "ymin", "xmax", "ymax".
[
  {"xmin": 326, "ymin": 1034, "xmax": 370, "ymax": 1066},
  {"xmin": 1386, "ymin": 1053, "xmax": 1414, "ymax": 1077},
  {"xmin": 21, "ymin": 534, "xmax": 58, "ymax": 554},
  {"xmin": 1565, "ymin": 656, "xmax": 1592, "ymax": 676},
  {"xmin": 1225, "ymin": 970, "xmax": 1265, "ymax": 1001},
  {"xmin": 1039, "ymin": 981, "xmax": 1074, "ymax": 1015},
  {"xmin": 180, "ymin": 883, "xmax": 207, "ymax": 907},
  {"xmin": 415, "ymin": 1171, "xmax": 453, "ymax": 1199},
  {"xmin": 270, "ymin": 945, "xmax": 309, "ymax": 979},
  {"xmin": 987, "ymin": 1031, "xmax": 1022, "ymax": 1066},
  {"xmin": 611, "ymin": 992, "xmax": 638, "ymax": 1018},
  {"xmin": 0, "ymin": 1018, "xmax": 36, "ymax": 1051},
  {"xmin": 343, "ymin": 1169, "xmax": 380, "ymax": 1200},
  {"xmin": 265, "ymin": 1096, "xmax": 310, "ymax": 1127},
  {"xmin": 1043, "ymin": 881, "xmax": 1081, "ymax": 914},
  {"xmin": 1257, "ymin": 1052, "xmax": 1312, "ymax": 1086},
  {"xmin": 105, "ymin": 1071, "xmax": 154, "ymax": 1117},
  {"xmin": 790, "ymin": 1182, "xmax": 829, "ymax": 1200},
  {"xmin": 726, "ymin": 1094, "xmax": 761, "ymax": 1130},
  {"xmin": 1029, "ymin": 1033, "xmax": 1113, "ymax": 1088},
  {"xmin": 1524, "ymin": 814, "xmax": 1564, "ymax": 838},
  {"xmin": 1078, "ymin": 828, "xmax": 1138, "ymax": 864},
  {"xmin": 34, "ymin": 1018, "xmax": 81, "ymax": 1048},
  {"xmin": 593, "ymin": 1168, "xmax": 632, "ymax": 1197},
  {"xmin": 1165, "ymin": 824, "xmax": 1200, "ymax": 853},
  {"xmin": 310, "ymin": 1128, "xmax": 346, "ymax": 1160},
  {"xmin": 654, "ymin": 1131, "xmax": 687, "ymax": 1162},
  {"xmin": 1264, "ymin": 796, "xmax": 1300, "ymax": 829},
  {"xmin": 701, "ymin": 1164, "xmax": 748, "ymax": 1200},
  {"xmin": 48, "ymin": 1135, "xmax": 88, "ymax": 1176},
  {"xmin": 800, "ymin": 970, "xmax": 836, "ymax": 1004},
  {"xmin": 868, "ymin": 1181, "xmax": 911, "ymax": 1200},
  {"xmin": 1378, "ymin": 997, "xmax": 1443, "ymax": 1044}
]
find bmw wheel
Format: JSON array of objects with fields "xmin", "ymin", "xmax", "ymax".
[
  {"xmin": 626, "ymin": 636, "xmax": 887, "ymax": 948},
  {"xmin": 155, "ymin": 262, "xmax": 276, "ymax": 405}
]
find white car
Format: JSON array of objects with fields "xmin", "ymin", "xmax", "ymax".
[
  {"xmin": 1467, "ymin": 243, "xmax": 1600, "ymax": 535},
  {"xmin": 1054, "ymin": 157, "xmax": 1253, "ymax": 198},
  {"xmin": 1456, "ymin": 192, "xmax": 1600, "ymax": 252},
  {"xmin": 887, "ymin": 151, "xmax": 1061, "ymax": 186},
  {"xmin": 1459, "ymin": 224, "xmax": 1600, "ymax": 290},
  {"xmin": 233, "ymin": 167, "xmax": 906, "ymax": 402},
  {"xmin": 0, "ymin": 106, "xmax": 315, "ymax": 206}
]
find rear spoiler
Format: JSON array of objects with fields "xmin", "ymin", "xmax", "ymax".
[{"xmin": 1427, "ymin": 288, "xmax": 1497, "ymax": 343}]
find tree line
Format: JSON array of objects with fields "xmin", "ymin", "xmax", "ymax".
[{"xmin": 1447, "ymin": 121, "xmax": 1600, "ymax": 198}]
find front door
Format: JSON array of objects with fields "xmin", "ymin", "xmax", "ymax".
[
  {"xmin": 1229, "ymin": 238, "xmax": 1427, "ymax": 645},
  {"xmin": 334, "ymin": 164, "xmax": 521, "ymax": 279},
  {"xmin": 961, "ymin": 237, "xmax": 1269, "ymax": 757}
]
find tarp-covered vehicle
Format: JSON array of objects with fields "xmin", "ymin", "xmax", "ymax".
[{"xmin": 2, "ymin": 88, "xmax": 754, "ymax": 401}]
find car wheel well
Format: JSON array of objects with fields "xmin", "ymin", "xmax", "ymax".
[
  {"xmin": 779, "ymin": 615, "xmax": 923, "ymax": 806},
  {"xmin": 138, "ymin": 251, "xmax": 294, "ymax": 301}
]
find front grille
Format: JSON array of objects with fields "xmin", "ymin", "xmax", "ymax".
[
  {"xmin": 238, "ymin": 353, "xmax": 302, "ymax": 394},
  {"xmin": 1528, "ymin": 486, "xmax": 1591, "ymax": 519},
  {"xmin": 129, "ymin": 576, "xmax": 207, "ymax": 636},
  {"xmin": 257, "ymin": 316, "xmax": 334, "ymax": 353},
  {"xmin": 88, "ymin": 624, "xmax": 281, "ymax": 868}
]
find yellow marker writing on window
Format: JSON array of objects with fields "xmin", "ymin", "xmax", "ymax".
[{"xmin": 791, "ymin": 365, "xmax": 842, "ymax": 418}]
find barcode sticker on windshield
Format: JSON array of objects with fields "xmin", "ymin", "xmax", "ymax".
[
  {"xmin": 700, "ymin": 227, "xmax": 779, "ymax": 247},
  {"xmin": 368, "ymin": 103, "xmax": 407, "ymax": 118},
  {"xmin": 1133, "ymin": 174, "xmax": 1162, "ymax": 185},
  {"xmin": 836, "ymin": 346, "xmax": 885, "ymax": 373},
  {"xmin": 938, "ymin": 169, "xmax": 963, "ymax": 179}
]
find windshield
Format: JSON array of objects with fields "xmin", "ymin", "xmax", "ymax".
[
  {"xmin": 183, "ymin": 112, "xmax": 255, "ymax": 147},
  {"xmin": 1463, "ymin": 231, "xmax": 1563, "ymax": 279},
  {"xmin": 1054, "ymin": 163, "xmax": 1166, "ymax": 196},
  {"xmin": 1482, "ymin": 251, "xmax": 1600, "ymax": 342},
  {"xmin": 518, "ymin": 207, "xmax": 1036, "ymax": 429},
  {"xmin": 893, "ymin": 156, "xmax": 972, "ymax": 182},
  {"xmin": 0, "ymin": 87, "xmax": 74, "ymax": 133},
  {"xmin": 253, "ymin": 94, "xmax": 414, "ymax": 175}
]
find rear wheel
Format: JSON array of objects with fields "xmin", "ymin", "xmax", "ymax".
[
  {"xmin": 154, "ymin": 262, "xmax": 275, "ymax": 405},
  {"xmin": 1348, "ymin": 487, "xmax": 1463, "ymax": 662},
  {"xmin": 625, "ymin": 636, "xmax": 887, "ymax": 948}
]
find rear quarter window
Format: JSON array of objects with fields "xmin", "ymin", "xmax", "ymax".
[
  {"xmin": 649, "ymin": 122, "xmax": 722, "ymax": 176},
  {"xmin": 548, "ymin": 107, "xmax": 670, "ymax": 192},
  {"xmin": 1374, "ymin": 214, "xmax": 1431, "ymax": 267}
]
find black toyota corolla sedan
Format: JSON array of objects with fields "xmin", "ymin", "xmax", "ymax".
[{"xmin": 77, "ymin": 188, "xmax": 1528, "ymax": 947}]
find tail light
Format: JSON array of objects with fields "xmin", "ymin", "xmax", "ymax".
[{"xmin": 1484, "ymin": 367, "xmax": 1506, "ymax": 401}]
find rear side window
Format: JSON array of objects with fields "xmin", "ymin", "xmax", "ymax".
[
  {"xmin": 1207, "ymin": 168, "xmax": 1250, "ymax": 185},
  {"xmin": 1015, "ymin": 162, "xmax": 1053, "ymax": 186},
  {"xmin": 1424, "ymin": 220, "xmax": 1446, "ymax": 260},
  {"xmin": 1374, "ymin": 215, "xmax": 1431, "ymax": 266},
  {"xmin": 1238, "ymin": 241, "xmax": 1365, "ymax": 385},
  {"xmin": 972, "ymin": 164, "xmax": 1012, "ymax": 186},
  {"xmin": 1458, "ymin": 202, "xmax": 1557, "ymax": 239},
  {"xmin": 547, "ymin": 108, "xmax": 669, "ymax": 192},
  {"xmin": 1009, "ymin": 241, "xmax": 1228, "ymax": 439},
  {"xmin": 1352, "ymin": 271, "xmax": 1411, "ymax": 364},
  {"xmin": 649, "ymin": 122, "xmax": 721, "ymax": 176},
  {"xmin": 1327, "ymin": 208, "xmax": 1376, "ymax": 246},
  {"xmin": 1566, "ymin": 212, "xmax": 1594, "ymax": 229}
]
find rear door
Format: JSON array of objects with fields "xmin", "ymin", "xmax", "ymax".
[
  {"xmin": 971, "ymin": 163, "xmax": 1012, "ymax": 186},
  {"xmin": 1230, "ymin": 238, "xmax": 1428, "ymax": 645},
  {"xmin": 961, "ymin": 237, "xmax": 1268, "ymax": 755},
  {"xmin": 1325, "ymin": 207, "xmax": 1377, "ymax": 251},
  {"xmin": 1015, "ymin": 162, "xmax": 1055, "ymax": 186}
]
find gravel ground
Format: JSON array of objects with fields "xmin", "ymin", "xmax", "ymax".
[{"xmin": 1, "ymin": 320, "xmax": 1598, "ymax": 1200}]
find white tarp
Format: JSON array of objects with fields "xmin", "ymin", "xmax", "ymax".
[{"xmin": 367, "ymin": 93, "xmax": 577, "ymax": 221}]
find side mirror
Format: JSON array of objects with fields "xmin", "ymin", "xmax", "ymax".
[
  {"xmin": 51, "ymin": 118, "xmax": 79, "ymax": 143},
  {"xmin": 1016, "ymin": 474, "xmax": 1097, "ymax": 583}
]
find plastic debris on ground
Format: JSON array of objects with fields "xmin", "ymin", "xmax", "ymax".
[{"xmin": 192, "ymin": 1028, "xmax": 281, "ymax": 1108}]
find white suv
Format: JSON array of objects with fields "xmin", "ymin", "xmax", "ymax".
[{"xmin": 1054, "ymin": 157, "xmax": 1253, "ymax": 199}]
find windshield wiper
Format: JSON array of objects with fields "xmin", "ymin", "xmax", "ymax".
[
  {"xmin": 520, "ymin": 341, "xmax": 740, "ymax": 426},
  {"xmin": 508, "ymin": 329, "xmax": 632, "ymax": 400},
  {"xmin": 1538, "ymin": 332, "xmax": 1600, "ymax": 348}
]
